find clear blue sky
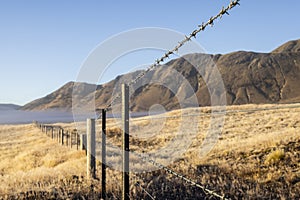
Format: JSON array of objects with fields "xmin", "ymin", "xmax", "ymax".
[{"xmin": 0, "ymin": 0, "xmax": 299, "ymax": 105}]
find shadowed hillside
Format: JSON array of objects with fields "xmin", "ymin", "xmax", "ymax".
[{"xmin": 0, "ymin": 104, "xmax": 20, "ymax": 111}]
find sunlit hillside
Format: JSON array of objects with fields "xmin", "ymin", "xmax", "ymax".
[{"xmin": 0, "ymin": 103, "xmax": 299, "ymax": 199}]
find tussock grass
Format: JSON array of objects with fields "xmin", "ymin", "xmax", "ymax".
[
  {"xmin": 0, "ymin": 103, "xmax": 300, "ymax": 199},
  {"xmin": 264, "ymin": 149, "xmax": 285, "ymax": 165}
]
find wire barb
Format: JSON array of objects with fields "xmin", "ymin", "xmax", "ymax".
[
  {"xmin": 135, "ymin": 181, "xmax": 156, "ymax": 200},
  {"xmin": 102, "ymin": 0, "xmax": 240, "ymax": 111},
  {"xmin": 133, "ymin": 152, "xmax": 228, "ymax": 200}
]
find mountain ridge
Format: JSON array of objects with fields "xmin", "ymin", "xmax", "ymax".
[
  {"xmin": 21, "ymin": 39, "xmax": 300, "ymax": 112},
  {"xmin": 0, "ymin": 104, "xmax": 21, "ymax": 111}
]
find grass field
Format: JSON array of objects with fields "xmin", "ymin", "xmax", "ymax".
[{"xmin": 0, "ymin": 103, "xmax": 299, "ymax": 199}]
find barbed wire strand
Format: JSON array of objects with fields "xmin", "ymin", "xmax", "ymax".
[
  {"xmin": 130, "ymin": 103, "xmax": 300, "ymax": 122},
  {"xmin": 96, "ymin": 0, "xmax": 241, "ymax": 199},
  {"xmin": 132, "ymin": 152, "xmax": 228, "ymax": 200},
  {"xmin": 102, "ymin": 103, "xmax": 300, "ymax": 122},
  {"xmin": 134, "ymin": 181, "xmax": 156, "ymax": 200},
  {"xmin": 102, "ymin": 0, "xmax": 240, "ymax": 113},
  {"xmin": 129, "ymin": 172, "xmax": 156, "ymax": 199},
  {"xmin": 97, "ymin": 141, "xmax": 227, "ymax": 199}
]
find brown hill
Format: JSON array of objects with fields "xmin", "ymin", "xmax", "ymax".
[
  {"xmin": 272, "ymin": 39, "xmax": 300, "ymax": 53},
  {"xmin": 21, "ymin": 82, "xmax": 95, "ymax": 111},
  {"xmin": 21, "ymin": 39, "xmax": 300, "ymax": 112}
]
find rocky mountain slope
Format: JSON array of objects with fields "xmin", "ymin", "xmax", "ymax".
[{"xmin": 21, "ymin": 39, "xmax": 300, "ymax": 112}]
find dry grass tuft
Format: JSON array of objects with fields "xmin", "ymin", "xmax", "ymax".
[{"xmin": 264, "ymin": 149, "xmax": 285, "ymax": 165}]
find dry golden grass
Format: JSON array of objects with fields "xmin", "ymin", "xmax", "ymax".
[
  {"xmin": 0, "ymin": 103, "xmax": 299, "ymax": 199},
  {"xmin": 0, "ymin": 124, "xmax": 88, "ymax": 198}
]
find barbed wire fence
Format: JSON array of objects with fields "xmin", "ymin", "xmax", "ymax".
[
  {"xmin": 103, "ymin": 0, "xmax": 240, "ymax": 113},
  {"xmin": 29, "ymin": 0, "xmax": 300, "ymax": 198},
  {"xmin": 98, "ymin": 0, "xmax": 240, "ymax": 199},
  {"xmin": 36, "ymin": 0, "xmax": 241, "ymax": 199},
  {"xmin": 92, "ymin": 0, "xmax": 242, "ymax": 199}
]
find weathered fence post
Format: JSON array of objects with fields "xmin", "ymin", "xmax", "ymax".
[
  {"xmin": 122, "ymin": 84, "xmax": 130, "ymax": 200},
  {"xmin": 66, "ymin": 131, "xmax": 69, "ymax": 146},
  {"xmin": 51, "ymin": 127, "xmax": 54, "ymax": 139},
  {"xmin": 61, "ymin": 129, "xmax": 64, "ymax": 145},
  {"xmin": 58, "ymin": 128, "xmax": 61, "ymax": 143},
  {"xmin": 102, "ymin": 109, "xmax": 107, "ymax": 200},
  {"xmin": 68, "ymin": 131, "xmax": 70, "ymax": 147},
  {"xmin": 57, "ymin": 128, "xmax": 59, "ymax": 142},
  {"xmin": 87, "ymin": 118, "xmax": 96, "ymax": 179},
  {"xmin": 80, "ymin": 134, "xmax": 87, "ymax": 151},
  {"xmin": 70, "ymin": 131, "xmax": 73, "ymax": 148},
  {"xmin": 75, "ymin": 131, "xmax": 79, "ymax": 150},
  {"xmin": 69, "ymin": 131, "xmax": 72, "ymax": 148}
]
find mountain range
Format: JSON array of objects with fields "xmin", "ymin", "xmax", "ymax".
[
  {"xmin": 0, "ymin": 104, "xmax": 21, "ymax": 111},
  {"xmin": 20, "ymin": 39, "xmax": 300, "ymax": 112}
]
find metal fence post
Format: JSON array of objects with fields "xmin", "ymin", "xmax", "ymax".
[
  {"xmin": 102, "ymin": 109, "xmax": 107, "ymax": 199},
  {"xmin": 122, "ymin": 84, "xmax": 130, "ymax": 200},
  {"xmin": 87, "ymin": 118, "xmax": 96, "ymax": 179}
]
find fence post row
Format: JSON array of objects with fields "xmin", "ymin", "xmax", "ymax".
[
  {"xmin": 122, "ymin": 84, "xmax": 130, "ymax": 200},
  {"xmin": 34, "ymin": 85, "xmax": 130, "ymax": 199},
  {"xmin": 35, "ymin": 123, "xmax": 87, "ymax": 152}
]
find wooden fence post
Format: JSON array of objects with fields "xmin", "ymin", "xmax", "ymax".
[
  {"xmin": 80, "ymin": 134, "xmax": 87, "ymax": 151},
  {"xmin": 68, "ymin": 131, "xmax": 70, "ymax": 147},
  {"xmin": 61, "ymin": 129, "xmax": 64, "ymax": 145},
  {"xmin": 75, "ymin": 131, "xmax": 79, "ymax": 150},
  {"xmin": 122, "ymin": 84, "xmax": 130, "ymax": 200},
  {"xmin": 87, "ymin": 118, "xmax": 96, "ymax": 179},
  {"xmin": 66, "ymin": 131, "xmax": 68, "ymax": 146},
  {"xmin": 69, "ymin": 131, "xmax": 71, "ymax": 148},
  {"xmin": 69, "ymin": 131, "xmax": 71, "ymax": 147},
  {"xmin": 102, "ymin": 109, "xmax": 107, "ymax": 199},
  {"xmin": 57, "ymin": 128, "xmax": 59, "ymax": 142},
  {"xmin": 58, "ymin": 128, "xmax": 61, "ymax": 143},
  {"xmin": 70, "ymin": 131, "xmax": 74, "ymax": 149}
]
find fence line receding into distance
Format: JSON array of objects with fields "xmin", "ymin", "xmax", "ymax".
[{"xmin": 35, "ymin": 0, "xmax": 242, "ymax": 199}]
